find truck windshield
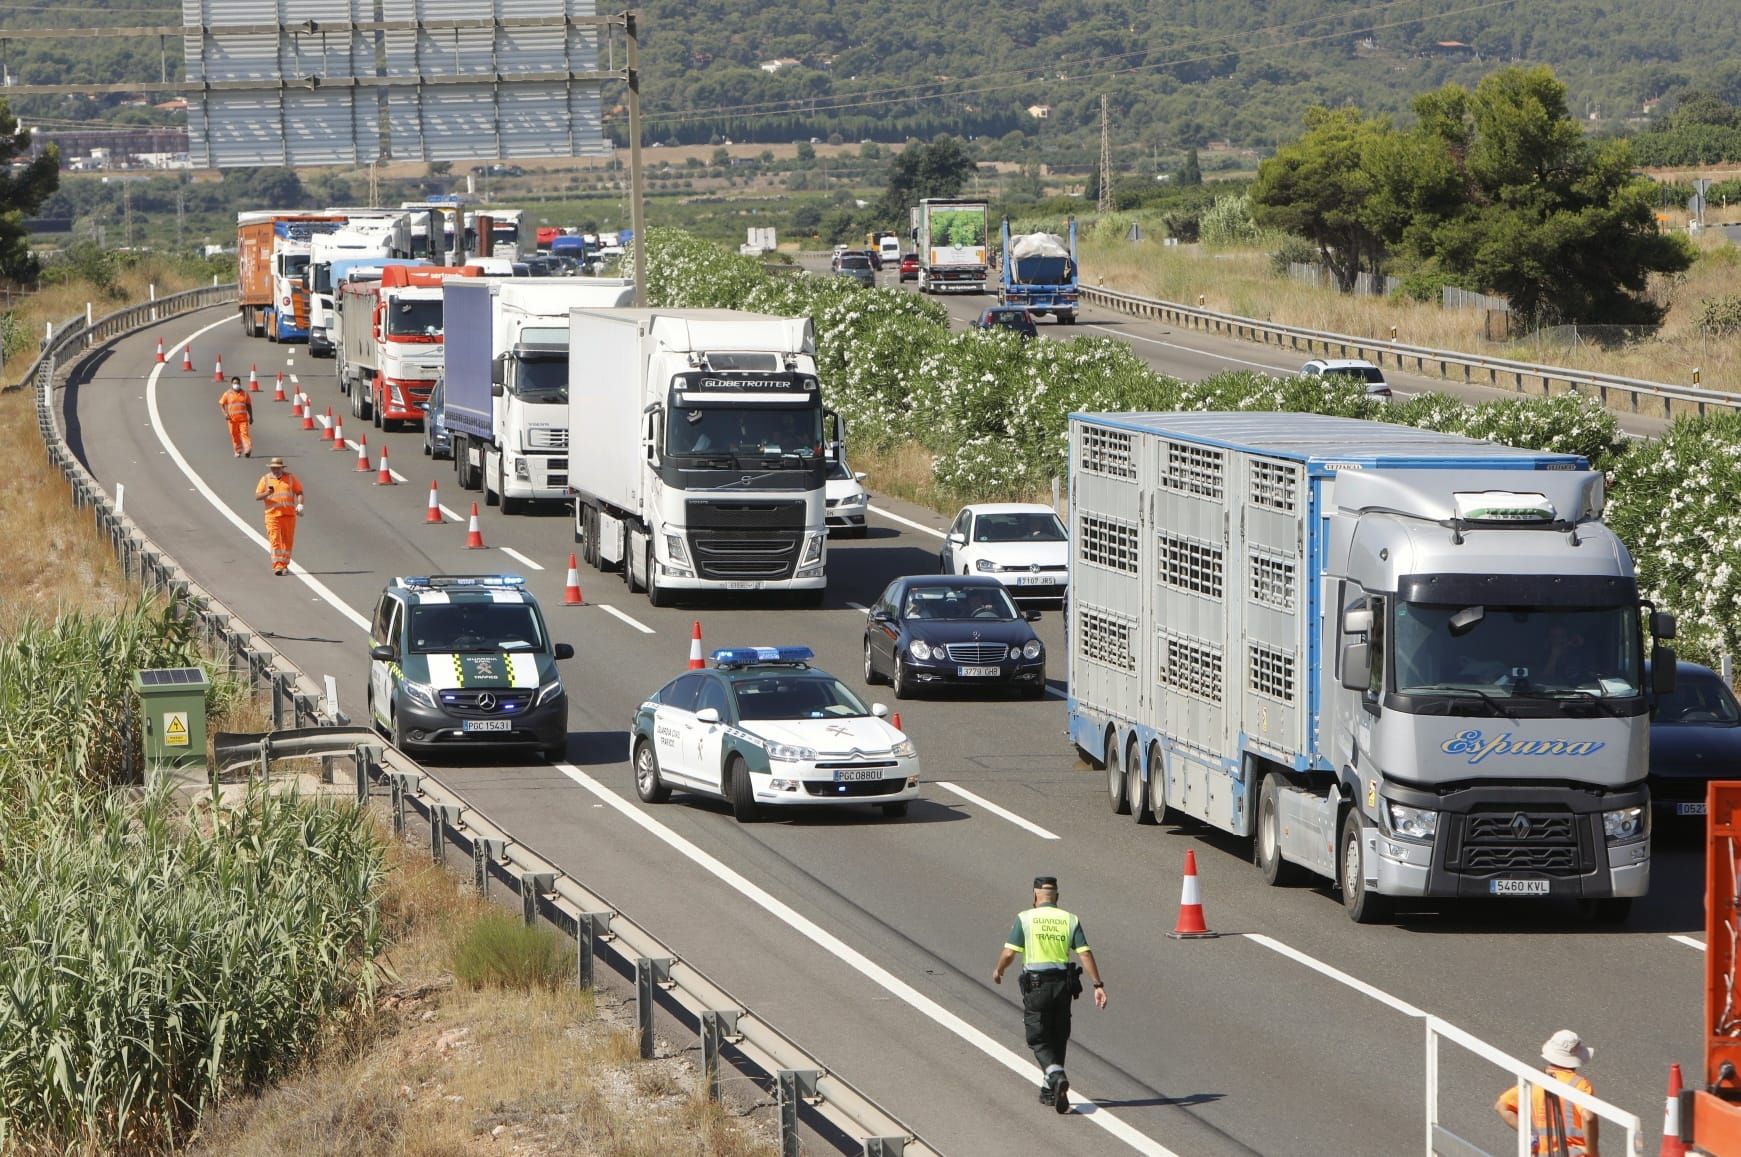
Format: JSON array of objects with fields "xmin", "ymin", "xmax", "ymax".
[
  {"xmin": 279, "ymin": 254, "xmax": 310, "ymax": 279},
  {"xmin": 1392, "ymin": 603, "xmax": 1642, "ymax": 702},
  {"xmin": 311, "ymin": 263, "xmax": 332, "ymax": 295},
  {"xmin": 386, "ymin": 299, "xmax": 443, "ymax": 337},
  {"xmin": 512, "ymin": 357, "xmax": 567, "ymax": 404},
  {"xmin": 667, "ymin": 406, "xmax": 823, "ymax": 460}
]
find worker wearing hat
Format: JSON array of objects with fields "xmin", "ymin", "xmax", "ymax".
[
  {"xmin": 253, "ymin": 457, "xmax": 304, "ymax": 576},
  {"xmin": 219, "ymin": 374, "xmax": 253, "ymax": 458},
  {"xmin": 992, "ymin": 875, "xmax": 1107, "ymax": 1114},
  {"xmin": 1494, "ymin": 1030, "xmax": 1601, "ymax": 1155}
]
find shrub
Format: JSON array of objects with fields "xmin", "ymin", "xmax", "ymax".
[
  {"xmin": 1695, "ymin": 293, "xmax": 1741, "ymax": 336},
  {"xmin": 1199, "ymin": 194, "xmax": 1262, "ymax": 247},
  {"xmin": 1269, "ymin": 234, "xmax": 1319, "ymax": 277},
  {"xmin": 450, "ymin": 909, "xmax": 575, "ymax": 992}
]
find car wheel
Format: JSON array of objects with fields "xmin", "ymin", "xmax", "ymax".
[
  {"xmin": 633, "ymin": 739, "xmax": 670, "ymax": 803},
  {"xmin": 1107, "ymin": 731, "xmax": 1129, "ymax": 815},
  {"xmin": 728, "ymin": 756, "xmax": 760, "ymax": 823},
  {"xmin": 881, "ymin": 801, "xmax": 909, "ymax": 818},
  {"xmin": 1340, "ymin": 809, "xmax": 1393, "ymax": 924},
  {"xmin": 1257, "ymin": 775, "xmax": 1305, "ymax": 886},
  {"xmin": 390, "ymin": 703, "xmax": 413, "ymax": 755},
  {"xmin": 892, "ymin": 654, "xmax": 914, "ymax": 700},
  {"xmin": 368, "ymin": 689, "xmax": 387, "ymax": 739},
  {"xmin": 1128, "ymin": 738, "xmax": 1155, "ymax": 825}
]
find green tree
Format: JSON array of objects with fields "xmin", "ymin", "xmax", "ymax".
[
  {"xmin": 1250, "ymin": 107, "xmax": 1391, "ymax": 292},
  {"xmin": 711, "ymin": 146, "xmax": 731, "ymax": 167},
  {"xmin": 795, "ymin": 140, "xmax": 816, "ymax": 164},
  {"xmin": 1176, "ymin": 148, "xmax": 1202, "ymax": 186},
  {"xmin": 881, "ymin": 134, "xmax": 976, "ymax": 217},
  {"xmin": 0, "ymin": 99, "xmax": 60, "ymax": 282}
]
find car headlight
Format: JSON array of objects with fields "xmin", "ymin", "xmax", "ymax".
[
  {"xmin": 534, "ymin": 678, "xmax": 563, "ymax": 707},
  {"xmin": 799, "ymin": 533, "xmax": 825, "ymax": 566},
  {"xmin": 1022, "ymin": 639, "xmax": 1043, "ymax": 660},
  {"xmin": 1604, "ymin": 806, "xmax": 1648, "ymax": 844},
  {"xmin": 766, "ymin": 742, "xmax": 817, "ymax": 763},
  {"xmin": 1384, "ymin": 801, "xmax": 1438, "ymax": 842},
  {"xmin": 974, "ymin": 558, "xmax": 999, "ymax": 572},
  {"xmin": 909, "ymin": 640, "xmax": 932, "ymax": 661},
  {"xmin": 401, "ymin": 680, "xmax": 438, "ymax": 709},
  {"xmin": 664, "ymin": 533, "xmax": 689, "ymax": 563},
  {"xmin": 891, "ymin": 738, "xmax": 917, "ymax": 758}
]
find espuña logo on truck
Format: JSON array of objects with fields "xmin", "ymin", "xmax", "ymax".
[{"xmin": 1440, "ymin": 730, "xmax": 1606, "ymax": 765}]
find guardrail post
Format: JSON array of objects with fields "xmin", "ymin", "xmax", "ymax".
[
  {"xmin": 431, "ymin": 804, "xmax": 462, "ymax": 865},
  {"xmin": 862, "ymin": 1140, "xmax": 906, "ymax": 1157},
  {"xmin": 388, "ymin": 771, "xmax": 419, "ymax": 835},
  {"xmin": 636, "ymin": 957, "xmax": 673, "ymax": 1058},
  {"xmin": 353, "ymin": 744, "xmax": 380, "ymax": 804},
  {"xmin": 271, "ymin": 673, "xmax": 287, "ymax": 728},
  {"xmin": 777, "ymin": 1069, "xmax": 819, "ymax": 1157},
  {"xmin": 472, "ymin": 836, "xmax": 506, "ymax": 895},
  {"xmin": 575, "ymin": 911, "xmax": 611, "ymax": 989},
  {"xmin": 701, "ymin": 1010, "xmax": 730, "ymax": 1101},
  {"xmin": 520, "ymin": 871, "xmax": 554, "ymax": 926}
]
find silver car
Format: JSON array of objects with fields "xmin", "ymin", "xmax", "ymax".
[{"xmin": 832, "ymin": 253, "xmax": 875, "ymax": 288}]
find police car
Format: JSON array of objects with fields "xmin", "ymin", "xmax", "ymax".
[
  {"xmin": 368, "ymin": 575, "xmax": 573, "ymax": 758},
  {"xmin": 631, "ymin": 646, "xmax": 920, "ymax": 822}
]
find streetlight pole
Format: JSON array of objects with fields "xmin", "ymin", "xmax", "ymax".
[{"xmin": 625, "ymin": 7, "xmax": 647, "ymax": 306}]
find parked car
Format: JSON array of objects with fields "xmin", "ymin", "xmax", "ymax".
[
  {"xmin": 938, "ymin": 503, "xmax": 1069, "ymax": 602},
  {"xmin": 899, "ymin": 254, "xmax": 919, "ymax": 282},
  {"xmin": 423, "ymin": 375, "xmax": 452, "ymax": 460},
  {"xmin": 863, "ymin": 576, "xmax": 1047, "ymax": 700},
  {"xmin": 970, "ymin": 306, "xmax": 1038, "ymax": 339},
  {"xmin": 1301, "ymin": 358, "xmax": 1393, "ymax": 401},
  {"xmin": 630, "ymin": 645, "xmax": 919, "ymax": 821},
  {"xmin": 826, "ymin": 457, "xmax": 870, "ymax": 537},
  {"xmin": 832, "ymin": 252, "xmax": 876, "ymax": 287},
  {"xmin": 1647, "ymin": 660, "xmax": 1741, "ymax": 820}
]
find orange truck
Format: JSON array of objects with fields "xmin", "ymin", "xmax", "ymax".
[
  {"xmin": 236, "ymin": 211, "xmax": 345, "ymax": 342},
  {"xmin": 336, "ymin": 264, "xmax": 481, "ymax": 430}
]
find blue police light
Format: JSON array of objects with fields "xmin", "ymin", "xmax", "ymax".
[
  {"xmin": 711, "ymin": 646, "xmax": 815, "ymax": 668},
  {"xmin": 399, "ymin": 574, "xmax": 526, "ymax": 589}
]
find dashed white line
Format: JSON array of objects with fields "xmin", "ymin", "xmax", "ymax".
[
  {"xmin": 934, "ymin": 781, "xmax": 1060, "ymax": 840},
  {"xmin": 870, "ymin": 506, "xmax": 947, "ymax": 539},
  {"xmin": 500, "ymin": 546, "xmax": 544, "ymax": 571},
  {"xmin": 1086, "ymin": 323, "xmax": 1292, "ymax": 375},
  {"xmin": 1245, "ymin": 933, "xmax": 1427, "ymax": 1018},
  {"xmin": 389, "ymin": 469, "xmax": 408, "ymax": 483},
  {"xmin": 1670, "ymin": 934, "xmax": 1707, "ymax": 952},
  {"xmin": 289, "ymin": 374, "xmax": 299, "ymax": 385},
  {"xmin": 598, "ymin": 603, "xmax": 656, "ymax": 634},
  {"xmin": 438, "ymin": 504, "xmax": 464, "ymax": 521}
]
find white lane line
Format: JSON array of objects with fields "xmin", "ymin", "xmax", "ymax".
[
  {"xmin": 846, "ymin": 600, "xmax": 868, "ymax": 611},
  {"xmin": 1044, "ymin": 686, "xmax": 1067, "ymax": 700},
  {"xmin": 1245, "ymin": 933, "xmax": 1427, "ymax": 1018},
  {"xmin": 550, "ymin": 758, "xmax": 1174, "ymax": 1154},
  {"xmin": 598, "ymin": 603, "xmax": 656, "ymax": 634},
  {"xmin": 439, "ymin": 504, "xmax": 464, "ymax": 521},
  {"xmin": 389, "ymin": 469, "xmax": 408, "ymax": 483},
  {"xmin": 871, "ymin": 506, "xmax": 946, "ymax": 539},
  {"xmin": 500, "ymin": 546, "xmax": 544, "ymax": 571},
  {"xmin": 1085, "ymin": 323, "xmax": 1297, "ymax": 376},
  {"xmin": 1670, "ymin": 935, "xmax": 1707, "ymax": 952},
  {"xmin": 934, "ymin": 781, "xmax": 1060, "ymax": 840},
  {"xmin": 289, "ymin": 374, "xmax": 299, "ymax": 385},
  {"xmin": 146, "ymin": 319, "xmax": 371, "ymax": 632}
]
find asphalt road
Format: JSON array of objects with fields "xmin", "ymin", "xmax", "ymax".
[{"xmin": 64, "ymin": 304, "xmax": 1706, "ymax": 1157}]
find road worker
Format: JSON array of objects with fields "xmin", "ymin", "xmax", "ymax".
[
  {"xmin": 991, "ymin": 875, "xmax": 1107, "ymax": 1114},
  {"xmin": 219, "ymin": 375, "xmax": 254, "ymax": 458},
  {"xmin": 1495, "ymin": 1030, "xmax": 1600, "ymax": 1156},
  {"xmin": 254, "ymin": 457, "xmax": 304, "ymax": 576}
]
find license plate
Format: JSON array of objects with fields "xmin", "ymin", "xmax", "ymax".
[
  {"xmin": 1014, "ymin": 575, "xmax": 1054, "ymax": 586},
  {"xmin": 1677, "ymin": 802, "xmax": 1708, "ymax": 816},
  {"xmin": 1489, "ymin": 879, "xmax": 1550, "ymax": 896},
  {"xmin": 833, "ymin": 767, "xmax": 882, "ymax": 782},
  {"xmin": 725, "ymin": 581, "xmax": 761, "ymax": 590},
  {"xmin": 957, "ymin": 666, "xmax": 1001, "ymax": 677},
  {"xmin": 462, "ymin": 719, "xmax": 512, "ymax": 732}
]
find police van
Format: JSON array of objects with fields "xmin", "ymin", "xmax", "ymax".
[{"xmin": 368, "ymin": 574, "xmax": 572, "ymax": 758}]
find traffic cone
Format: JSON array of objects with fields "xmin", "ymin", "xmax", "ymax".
[
  {"xmin": 464, "ymin": 502, "xmax": 486, "ymax": 549},
  {"xmin": 272, "ymin": 371, "xmax": 286, "ymax": 402},
  {"xmin": 330, "ymin": 414, "xmax": 348, "ymax": 450},
  {"xmin": 688, "ymin": 622, "xmax": 705, "ymax": 669},
  {"xmin": 181, "ymin": 344, "xmax": 194, "ymax": 372},
  {"xmin": 300, "ymin": 397, "xmax": 316, "ymax": 431},
  {"xmin": 320, "ymin": 407, "xmax": 336, "ymax": 442},
  {"xmin": 248, "ymin": 363, "xmax": 260, "ymax": 392},
  {"xmin": 1662, "ymin": 1064, "xmax": 1687, "ymax": 1157},
  {"xmin": 891, "ymin": 712, "xmax": 902, "ymax": 731},
  {"xmin": 1167, "ymin": 850, "xmax": 1219, "ymax": 939},
  {"xmin": 375, "ymin": 442, "xmax": 396, "ymax": 485},
  {"xmin": 213, "ymin": 355, "xmax": 223, "ymax": 383},
  {"xmin": 425, "ymin": 481, "xmax": 444, "ymax": 523},
  {"xmin": 354, "ymin": 434, "xmax": 371, "ymax": 471},
  {"xmin": 563, "ymin": 553, "xmax": 584, "ymax": 605},
  {"xmin": 290, "ymin": 390, "xmax": 303, "ymax": 417},
  {"xmin": 154, "ymin": 337, "xmax": 166, "ymax": 363}
]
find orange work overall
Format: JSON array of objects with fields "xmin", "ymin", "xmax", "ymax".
[
  {"xmin": 220, "ymin": 388, "xmax": 253, "ymax": 454},
  {"xmin": 255, "ymin": 471, "xmax": 303, "ymax": 573},
  {"xmin": 1499, "ymin": 1069, "xmax": 1594, "ymax": 1155}
]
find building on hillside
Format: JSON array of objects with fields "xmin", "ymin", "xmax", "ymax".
[
  {"xmin": 1423, "ymin": 40, "xmax": 1478, "ymax": 60},
  {"xmin": 1027, "ymin": 104, "xmax": 1051, "ymax": 120}
]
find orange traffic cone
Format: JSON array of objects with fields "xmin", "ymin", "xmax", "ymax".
[
  {"xmin": 375, "ymin": 442, "xmax": 396, "ymax": 485},
  {"xmin": 320, "ymin": 407, "xmax": 335, "ymax": 442},
  {"xmin": 330, "ymin": 414, "xmax": 347, "ymax": 449},
  {"xmin": 1662, "ymin": 1063, "xmax": 1687, "ymax": 1157},
  {"xmin": 688, "ymin": 622, "xmax": 705, "ymax": 669},
  {"xmin": 1167, "ymin": 850, "xmax": 1218, "ymax": 939},
  {"xmin": 154, "ymin": 337, "xmax": 166, "ymax": 363},
  {"xmin": 181, "ymin": 344, "xmax": 194, "ymax": 372},
  {"xmin": 248, "ymin": 363, "xmax": 260, "ymax": 392},
  {"xmin": 272, "ymin": 371, "xmax": 286, "ymax": 402},
  {"xmin": 354, "ymin": 434, "xmax": 371, "ymax": 471},
  {"xmin": 290, "ymin": 390, "xmax": 303, "ymax": 417},
  {"xmin": 563, "ymin": 553, "xmax": 584, "ymax": 605},
  {"xmin": 425, "ymin": 481, "xmax": 444, "ymax": 523},
  {"xmin": 464, "ymin": 502, "xmax": 486, "ymax": 549},
  {"xmin": 213, "ymin": 355, "xmax": 224, "ymax": 383},
  {"xmin": 891, "ymin": 712, "xmax": 901, "ymax": 731},
  {"xmin": 300, "ymin": 396, "xmax": 316, "ymax": 430}
]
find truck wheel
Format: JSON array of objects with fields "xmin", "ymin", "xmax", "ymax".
[
  {"xmin": 645, "ymin": 544, "xmax": 668, "ymax": 606},
  {"xmin": 728, "ymin": 756, "xmax": 760, "ymax": 823},
  {"xmin": 1106, "ymin": 732, "xmax": 1129, "ymax": 814},
  {"xmin": 633, "ymin": 740, "xmax": 670, "ymax": 804},
  {"xmin": 1340, "ymin": 809, "xmax": 1393, "ymax": 924},
  {"xmin": 1059, "ymin": 313, "xmax": 1077, "ymax": 325},
  {"xmin": 484, "ymin": 452, "xmax": 501, "ymax": 507},
  {"xmin": 1128, "ymin": 737, "xmax": 1156, "ymax": 825},
  {"xmin": 1257, "ymin": 775, "xmax": 1305, "ymax": 887},
  {"xmin": 350, "ymin": 380, "xmax": 366, "ymax": 418},
  {"xmin": 626, "ymin": 535, "xmax": 646, "ymax": 594}
]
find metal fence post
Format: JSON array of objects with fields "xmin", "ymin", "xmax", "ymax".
[
  {"xmin": 862, "ymin": 1140, "xmax": 906, "ymax": 1157},
  {"xmin": 431, "ymin": 804, "xmax": 461, "ymax": 865},
  {"xmin": 575, "ymin": 912, "xmax": 610, "ymax": 989},
  {"xmin": 636, "ymin": 957, "xmax": 673, "ymax": 1059},
  {"xmin": 701, "ymin": 1009, "xmax": 740, "ymax": 1103},
  {"xmin": 271, "ymin": 673, "xmax": 287, "ymax": 728},
  {"xmin": 353, "ymin": 744, "xmax": 379, "ymax": 804},
  {"xmin": 777, "ymin": 1069, "xmax": 820, "ymax": 1157},
  {"xmin": 521, "ymin": 872, "xmax": 554, "ymax": 926}
]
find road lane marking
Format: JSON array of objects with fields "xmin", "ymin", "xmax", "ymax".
[
  {"xmin": 598, "ymin": 604, "xmax": 655, "ymax": 634},
  {"xmin": 550, "ymin": 758, "xmax": 1176, "ymax": 1154},
  {"xmin": 934, "ymin": 781, "xmax": 1060, "ymax": 839},
  {"xmin": 1671, "ymin": 935, "xmax": 1707, "ymax": 952},
  {"xmin": 846, "ymin": 600, "xmax": 868, "ymax": 611},
  {"xmin": 439, "ymin": 504, "xmax": 463, "ymax": 521},
  {"xmin": 1245, "ymin": 933, "xmax": 1427, "ymax": 1017},
  {"xmin": 500, "ymin": 546, "xmax": 543, "ymax": 571},
  {"xmin": 1086, "ymin": 324, "xmax": 1292, "ymax": 375},
  {"xmin": 871, "ymin": 506, "xmax": 946, "ymax": 539}
]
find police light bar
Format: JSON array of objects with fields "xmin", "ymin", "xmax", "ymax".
[
  {"xmin": 711, "ymin": 646, "xmax": 815, "ymax": 668},
  {"xmin": 397, "ymin": 574, "xmax": 526, "ymax": 589}
]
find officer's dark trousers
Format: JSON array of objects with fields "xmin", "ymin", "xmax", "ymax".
[{"xmin": 1021, "ymin": 972, "xmax": 1073, "ymax": 1070}]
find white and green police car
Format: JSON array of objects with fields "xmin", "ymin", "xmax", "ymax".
[
  {"xmin": 368, "ymin": 574, "xmax": 573, "ymax": 758},
  {"xmin": 631, "ymin": 646, "xmax": 920, "ymax": 821}
]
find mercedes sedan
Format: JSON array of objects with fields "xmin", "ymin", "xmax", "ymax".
[{"xmin": 863, "ymin": 575, "xmax": 1046, "ymax": 700}]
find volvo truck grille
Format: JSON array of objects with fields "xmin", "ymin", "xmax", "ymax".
[{"xmin": 688, "ymin": 532, "xmax": 801, "ymax": 579}]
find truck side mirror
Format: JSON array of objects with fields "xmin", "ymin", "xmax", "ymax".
[
  {"xmin": 1653, "ymin": 649, "xmax": 1678, "ymax": 695},
  {"xmin": 1343, "ymin": 607, "xmax": 1373, "ymax": 635},
  {"xmin": 1340, "ymin": 643, "xmax": 1370, "ymax": 691},
  {"xmin": 1652, "ymin": 611, "xmax": 1677, "ymax": 640}
]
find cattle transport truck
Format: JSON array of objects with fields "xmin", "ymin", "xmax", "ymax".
[
  {"xmin": 567, "ymin": 309, "xmax": 832, "ymax": 607},
  {"xmin": 910, "ymin": 198, "xmax": 988, "ymax": 293},
  {"xmin": 1066, "ymin": 412, "xmax": 1674, "ymax": 923}
]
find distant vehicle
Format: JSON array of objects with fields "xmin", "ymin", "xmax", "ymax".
[
  {"xmin": 547, "ymin": 254, "xmax": 582, "ymax": 277},
  {"xmin": 832, "ymin": 244, "xmax": 849, "ymax": 261},
  {"xmin": 422, "ymin": 376, "xmax": 452, "ymax": 460},
  {"xmin": 826, "ymin": 455, "xmax": 869, "ymax": 537},
  {"xmin": 970, "ymin": 306, "xmax": 1038, "ymax": 339},
  {"xmin": 860, "ymin": 247, "xmax": 884, "ymax": 272},
  {"xmin": 832, "ymin": 253, "xmax": 875, "ymax": 287},
  {"xmin": 523, "ymin": 256, "xmax": 559, "ymax": 277},
  {"xmin": 1302, "ymin": 358, "xmax": 1393, "ymax": 401},
  {"xmin": 911, "ymin": 198, "xmax": 989, "ymax": 293},
  {"xmin": 899, "ymin": 254, "xmax": 919, "ymax": 282},
  {"xmin": 1000, "ymin": 216, "xmax": 1079, "ymax": 324},
  {"xmin": 863, "ymin": 575, "xmax": 1047, "ymax": 700},
  {"xmin": 1646, "ymin": 660, "xmax": 1741, "ymax": 821},
  {"xmin": 938, "ymin": 503, "xmax": 1069, "ymax": 602},
  {"xmin": 878, "ymin": 235, "xmax": 903, "ymax": 268}
]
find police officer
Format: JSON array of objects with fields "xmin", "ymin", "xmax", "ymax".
[{"xmin": 992, "ymin": 875, "xmax": 1107, "ymax": 1113}]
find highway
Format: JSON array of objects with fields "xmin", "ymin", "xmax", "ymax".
[{"xmin": 63, "ymin": 297, "xmax": 1703, "ymax": 1156}]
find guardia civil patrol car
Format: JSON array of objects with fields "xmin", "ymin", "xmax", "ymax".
[
  {"xmin": 368, "ymin": 575, "xmax": 573, "ymax": 758},
  {"xmin": 631, "ymin": 646, "xmax": 920, "ymax": 821}
]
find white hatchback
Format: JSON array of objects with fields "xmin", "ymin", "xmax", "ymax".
[
  {"xmin": 825, "ymin": 457, "xmax": 870, "ymax": 537},
  {"xmin": 938, "ymin": 503, "xmax": 1069, "ymax": 602}
]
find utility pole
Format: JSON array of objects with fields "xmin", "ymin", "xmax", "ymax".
[
  {"xmin": 1097, "ymin": 93, "xmax": 1113, "ymax": 215},
  {"xmin": 625, "ymin": 6, "xmax": 647, "ymax": 306}
]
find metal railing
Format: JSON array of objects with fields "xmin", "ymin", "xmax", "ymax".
[
  {"xmin": 1076, "ymin": 282, "xmax": 1741, "ymax": 422},
  {"xmin": 28, "ymin": 288, "xmax": 939, "ymax": 1157}
]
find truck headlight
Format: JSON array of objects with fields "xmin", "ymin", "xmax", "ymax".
[
  {"xmin": 799, "ymin": 533, "xmax": 825, "ymax": 566},
  {"xmin": 401, "ymin": 680, "xmax": 438, "ymax": 710},
  {"xmin": 1383, "ymin": 801, "xmax": 1438, "ymax": 842},
  {"xmin": 513, "ymin": 456, "xmax": 530, "ymax": 480},
  {"xmin": 664, "ymin": 534, "xmax": 689, "ymax": 564},
  {"xmin": 975, "ymin": 558, "xmax": 1000, "ymax": 572},
  {"xmin": 891, "ymin": 738, "xmax": 917, "ymax": 758},
  {"xmin": 766, "ymin": 742, "xmax": 816, "ymax": 763},
  {"xmin": 534, "ymin": 678, "xmax": 563, "ymax": 707},
  {"xmin": 1603, "ymin": 807, "xmax": 1648, "ymax": 844},
  {"xmin": 1022, "ymin": 640, "xmax": 1043, "ymax": 660},
  {"xmin": 908, "ymin": 640, "xmax": 933, "ymax": 661}
]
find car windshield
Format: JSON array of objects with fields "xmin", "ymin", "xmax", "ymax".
[
  {"xmin": 902, "ymin": 584, "xmax": 1020, "ymax": 621},
  {"xmin": 1655, "ymin": 672, "xmax": 1741, "ymax": 724},
  {"xmin": 733, "ymin": 675, "xmax": 869, "ymax": 720},
  {"xmin": 1324, "ymin": 365, "xmax": 1385, "ymax": 384},
  {"xmin": 973, "ymin": 511, "xmax": 1066, "ymax": 542},
  {"xmin": 387, "ymin": 299, "xmax": 443, "ymax": 337},
  {"xmin": 1391, "ymin": 603, "xmax": 1642, "ymax": 700},
  {"xmin": 407, "ymin": 604, "xmax": 544, "ymax": 653},
  {"xmin": 667, "ymin": 405, "xmax": 823, "ymax": 460},
  {"xmin": 513, "ymin": 357, "xmax": 567, "ymax": 403}
]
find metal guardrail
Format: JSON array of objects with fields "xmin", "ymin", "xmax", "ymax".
[
  {"xmin": 29, "ymin": 290, "xmax": 939, "ymax": 1157},
  {"xmin": 1076, "ymin": 283, "xmax": 1741, "ymax": 422}
]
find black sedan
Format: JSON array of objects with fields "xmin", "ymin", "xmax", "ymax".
[
  {"xmin": 863, "ymin": 575, "xmax": 1046, "ymax": 700},
  {"xmin": 970, "ymin": 306, "xmax": 1038, "ymax": 339},
  {"xmin": 1648, "ymin": 660, "xmax": 1741, "ymax": 820}
]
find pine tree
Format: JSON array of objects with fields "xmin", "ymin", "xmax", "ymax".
[{"xmin": 0, "ymin": 99, "xmax": 60, "ymax": 283}]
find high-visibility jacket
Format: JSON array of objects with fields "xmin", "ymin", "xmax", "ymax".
[
  {"xmin": 1499, "ymin": 1068, "xmax": 1593, "ymax": 1155},
  {"xmin": 255, "ymin": 471, "xmax": 303, "ymax": 513},
  {"xmin": 1005, "ymin": 904, "xmax": 1089, "ymax": 971},
  {"xmin": 220, "ymin": 388, "xmax": 252, "ymax": 421}
]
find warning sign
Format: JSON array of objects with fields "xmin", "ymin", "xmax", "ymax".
[{"xmin": 163, "ymin": 711, "xmax": 189, "ymax": 747}]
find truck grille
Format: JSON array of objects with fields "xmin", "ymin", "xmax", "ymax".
[
  {"xmin": 1459, "ymin": 808, "xmax": 1584, "ymax": 877},
  {"xmin": 688, "ymin": 532, "xmax": 801, "ymax": 579},
  {"xmin": 1465, "ymin": 846, "xmax": 1579, "ymax": 872},
  {"xmin": 686, "ymin": 499, "xmax": 808, "ymax": 529},
  {"xmin": 944, "ymin": 642, "xmax": 1010, "ymax": 664},
  {"xmin": 1466, "ymin": 811, "xmax": 1575, "ymax": 843},
  {"xmin": 527, "ymin": 427, "xmax": 568, "ymax": 450}
]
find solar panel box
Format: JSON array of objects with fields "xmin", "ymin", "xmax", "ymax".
[{"xmin": 131, "ymin": 667, "xmax": 211, "ymax": 770}]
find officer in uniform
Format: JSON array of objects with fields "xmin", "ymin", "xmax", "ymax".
[{"xmin": 992, "ymin": 875, "xmax": 1107, "ymax": 1113}]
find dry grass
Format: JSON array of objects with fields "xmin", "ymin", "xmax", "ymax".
[{"xmin": 1080, "ymin": 230, "xmax": 1741, "ymax": 393}]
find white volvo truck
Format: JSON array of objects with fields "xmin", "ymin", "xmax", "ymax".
[
  {"xmin": 567, "ymin": 309, "xmax": 833, "ymax": 607},
  {"xmin": 1066, "ymin": 412, "xmax": 1674, "ymax": 923}
]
